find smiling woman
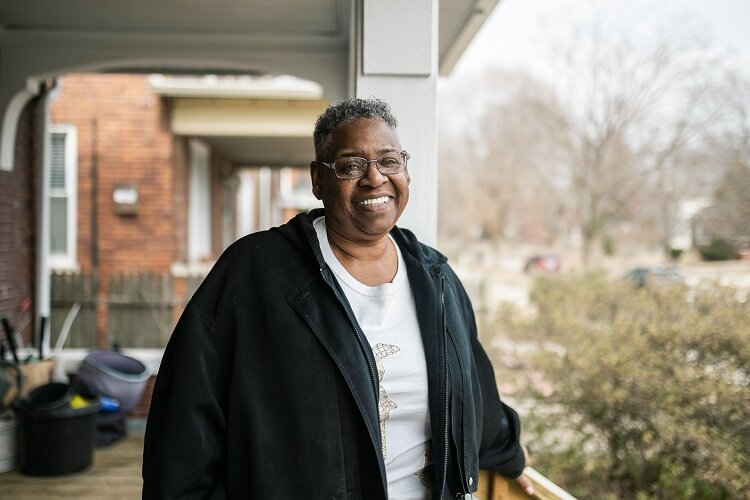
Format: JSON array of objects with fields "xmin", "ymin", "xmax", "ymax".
[{"xmin": 143, "ymin": 97, "xmax": 531, "ymax": 500}]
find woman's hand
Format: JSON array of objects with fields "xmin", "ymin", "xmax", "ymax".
[{"xmin": 514, "ymin": 445, "xmax": 535, "ymax": 496}]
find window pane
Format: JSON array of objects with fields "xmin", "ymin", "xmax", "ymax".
[
  {"xmin": 50, "ymin": 133, "xmax": 67, "ymax": 190},
  {"xmin": 50, "ymin": 197, "xmax": 68, "ymax": 254}
]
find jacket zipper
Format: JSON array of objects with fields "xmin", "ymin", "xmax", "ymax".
[
  {"xmin": 446, "ymin": 332, "xmax": 469, "ymax": 497},
  {"xmin": 319, "ymin": 267, "xmax": 380, "ymax": 410},
  {"xmin": 438, "ymin": 269, "xmax": 449, "ymax": 499},
  {"xmin": 320, "ymin": 265, "xmax": 386, "ymax": 496}
]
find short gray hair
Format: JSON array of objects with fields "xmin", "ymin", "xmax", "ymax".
[{"xmin": 313, "ymin": 97, "xmax": 398, "ymax": 160}]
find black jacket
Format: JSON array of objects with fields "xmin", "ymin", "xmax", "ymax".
[{"xmin": 142, "ymin": 209, "xmax": 524, "ymax": 499}]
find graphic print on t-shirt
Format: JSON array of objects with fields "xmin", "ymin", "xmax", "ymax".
[{"xmin": 373, "ymin": 342, "xmax": 400, "ymax": 459}]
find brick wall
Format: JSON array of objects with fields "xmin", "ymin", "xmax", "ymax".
[
  {"xmin": 42, "ymin": 73, "xmax": 246, "ymax": 350},
  {"xmin": 49, "ymin": 74, "xmax": 191, "ymax": 346},
  {"xmin": 50, "ymin": 74, "xmax": 181, "ymax": 277},
  {"xmin": 0, "ymin": 96, "xmax": 41, "ymax": 347}
]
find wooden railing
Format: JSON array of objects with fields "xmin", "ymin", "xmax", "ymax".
[{"xmin": 477, "ymin": 467, "xmax": 578, "ymax": 500}]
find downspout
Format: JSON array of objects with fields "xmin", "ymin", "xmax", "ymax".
[
  {"xmin": 36, "ymin": 79, "xmax": 59, "ymax": 358},
  {"xmin": 90, "ymin": 117, "xmax": 104, "ymax": 349}
]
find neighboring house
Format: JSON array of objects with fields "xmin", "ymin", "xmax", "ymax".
[{"xmin": 47, "ymin": 73, "xmax": 324, "ymax": 350}]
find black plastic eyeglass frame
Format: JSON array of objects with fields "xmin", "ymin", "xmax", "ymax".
[{"xmin": 314, "ymin": 150, "xmax": 410, "ymax": 179}]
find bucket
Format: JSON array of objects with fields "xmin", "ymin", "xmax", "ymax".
[
  {"xmin": 18, "ymin": 382, "xmax": 70, "ymax": 410},
  {"xmin": 0, "ymin": 414, "xmax": 17, "ymax": 473},
  {"xmin": 75, "ymin": 351, "xmax": 149, "ymax": 414},
  {"xmin": 14, "ymin": 383, "xmax": 101, "ymax": 476}
]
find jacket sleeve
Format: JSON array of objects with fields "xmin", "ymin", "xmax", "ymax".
[
  {"xmin": 472, "ymin": 334, "xmax": 526, "ymax": 479},
  {"xmin": 142, "ymin": 301, "xmax": 229, "ymax": 499},
  {"xmin": 448, "ymin": 267, "xmax": 526, "ymax": 479}
]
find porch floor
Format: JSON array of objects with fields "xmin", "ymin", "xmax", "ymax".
[{"xmin": 0, "ymin": 433, "xmax": 144, "ymax": 499}]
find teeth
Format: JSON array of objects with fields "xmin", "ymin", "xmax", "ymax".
[{"xmin": 358, "ymin": 196, "xmax": 390, "ymax": 206}]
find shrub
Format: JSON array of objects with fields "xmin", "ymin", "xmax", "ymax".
[
  {"xmin": 490, "ymin": 274, "xmax": 750, "ymax": 499},
  {"xmin": 699, "ymin": 239, "xmax": 736, "ymax": 261}
]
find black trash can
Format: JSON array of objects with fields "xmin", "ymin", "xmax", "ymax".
[{"xmin": 14, "ymin": 383, "xmax": 101, "ymax": 476}]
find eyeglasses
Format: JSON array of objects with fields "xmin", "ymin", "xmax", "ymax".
[{"xmin": 314, "ymin": 150, "xmax": 410, "ymax": 179}]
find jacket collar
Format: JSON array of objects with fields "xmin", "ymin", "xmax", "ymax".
[{"xmin": 278, "ymin": 208, "xmax": 448, "ymax": 271}]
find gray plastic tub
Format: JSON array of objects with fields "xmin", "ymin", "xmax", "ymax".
[{"xmin": 75, "ymin": 351, "xmax": 149, "ymax": 414}]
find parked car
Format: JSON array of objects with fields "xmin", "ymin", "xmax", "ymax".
[
  {"xmin": 623, "ymin": 266, "xmax": 685, "ymax": 288},
  {"xmin": 523, "ymin": 254, "xmax": 561, "ymax": 273}
]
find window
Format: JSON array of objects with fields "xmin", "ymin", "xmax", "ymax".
[{"xmin": 48, "ymin": 124, "xmax": 78, "ymax": 270}]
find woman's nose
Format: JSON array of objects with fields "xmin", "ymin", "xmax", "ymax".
[{"xmin": 359, "ymin": 160, "xmax": 388, "ymax": 186}]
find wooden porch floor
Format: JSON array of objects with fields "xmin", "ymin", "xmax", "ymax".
[
  {"xmin": 0, "ymin": 431, "xmax": 570, "ymax": 499},
  {"xmin": 0, "ymin": 433, "xmax": 144, "ymax": 499}
]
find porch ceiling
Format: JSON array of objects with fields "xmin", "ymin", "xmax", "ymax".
[
  {"xmin": 0, "ymin": 0, "xmax": 498, "ymax": 168},
  {"xmin": 168, "ymin": 96, "xmax": 324, "ymax": 166},
  {"xmin": 205, "ymin": 136, "xmax": 315, "ymax": 167},
  {"xmin": 0, "ymin": 0, "xmax": 496, "ymax": 75},
  {"xmin": 0, "ymin": 0, "xmax": 344, "ymax": 37},
  {"xmin": 169, "ymin": 98, "xmax": 327, "ymax": 138}
]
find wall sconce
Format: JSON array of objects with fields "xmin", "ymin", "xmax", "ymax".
[{"xmin": 113, "ymin": 184, "xmax": 139, "ymax": 216}]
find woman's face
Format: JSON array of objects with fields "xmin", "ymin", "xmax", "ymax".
[{"xmin": 311, "ymin": 118, "xmax": 410, "ymax": 244}]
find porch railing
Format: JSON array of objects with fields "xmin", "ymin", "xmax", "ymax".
[{"xmin": 478, "ymin": 467, "xmax": 577, "ymax": 500}]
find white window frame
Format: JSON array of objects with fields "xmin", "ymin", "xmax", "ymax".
[{"xmin": 48, "ymin": 124, "xmax": 78, "ymax": 271}]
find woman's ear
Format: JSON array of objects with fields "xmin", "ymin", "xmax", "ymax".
[{"xmin": 310, "ymin": 162, "xmax": 322, "ymax": 200}]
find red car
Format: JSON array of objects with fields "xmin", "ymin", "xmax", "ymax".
[{"xmin": 523, "ymin": 254, "xmax": 561, "ymax": 273}]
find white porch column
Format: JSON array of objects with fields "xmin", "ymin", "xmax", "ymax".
[{"xmin": 353, "ymin": 0, "xmax": 438, "ymax": 246}]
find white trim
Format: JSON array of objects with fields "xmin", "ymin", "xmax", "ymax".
[
  {"xmin": 523, "ymin": 467, "xmax": 579, "ymax": 500},
  {"xmin": 363, "ymin": 0, "xmax": 433, "ymax": 76},
  {"xmin": 188, "ymin": 139, "xmax": 212, "ymax": 262},
  {"xmin": 47, "ymin": 123, "xmax": 79, "ymax": 271},
  {"xmin": 0, "ymin": 87, "xmax": 37, "ymax": 171},
  {"xmin": 37, "ymin": 86, "xmax": 56, "ymax": 359},
  {"xmin": 148, "ymin": 74, "xmax": 323, "ymax": 100},
  {"xmin": 236, "ymin": 170, "xmax": 256, "ymax": 236},
  {"xmin": 221, "ymin": 174, "xmax": 236, "ymax": 250},
  {"xmin": 438, "ymin": 0, "xmax": 500, "ymax": 76},
  {"xmin": 279, "ymin": 167, "xmax": 293, "ymax": 198},
  {"xmin": 258, "ymin": 167, "xmax": 272, "ymax": 230}
]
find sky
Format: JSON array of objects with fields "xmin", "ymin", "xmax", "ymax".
[
  {"xmin": 444, "ymin": 0, "xmax": 750, "ymax": 85},
  {"xmin": 438, "ymin": 0, "xmax": 750, "ymax": 136}
]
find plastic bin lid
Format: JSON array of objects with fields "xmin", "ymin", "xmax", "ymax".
[
  {"xmin": 82, "ymin": 351, "xmax": 150, "ymax": 383},
  {"xmin": 14, "ymin": 383, "xmax": 101, "ymax": 418}
]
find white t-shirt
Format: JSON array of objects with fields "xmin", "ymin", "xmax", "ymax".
[{"xmin": 314, "ymin": 217, "xmax": 433, "ymax": 499}]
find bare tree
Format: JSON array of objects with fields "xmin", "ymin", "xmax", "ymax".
[
  {"xmin": 439, "ymin": 70, "xmax": 563, "ymax": 243},
  {"xmin": 439, "ymin": 3, "xmax": 740, "ymax": 266},
  {"xmin": 698, "ymin": 74, "xmax": 750, "ymax": 250},
  {"xmin": 542, "ymin": 14, "xmax": 728, "ymax": 265}
]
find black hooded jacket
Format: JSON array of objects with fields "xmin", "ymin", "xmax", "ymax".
[{"xmin": 142, "ymin": 209, "xmax": 524, "ymax": 499}]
